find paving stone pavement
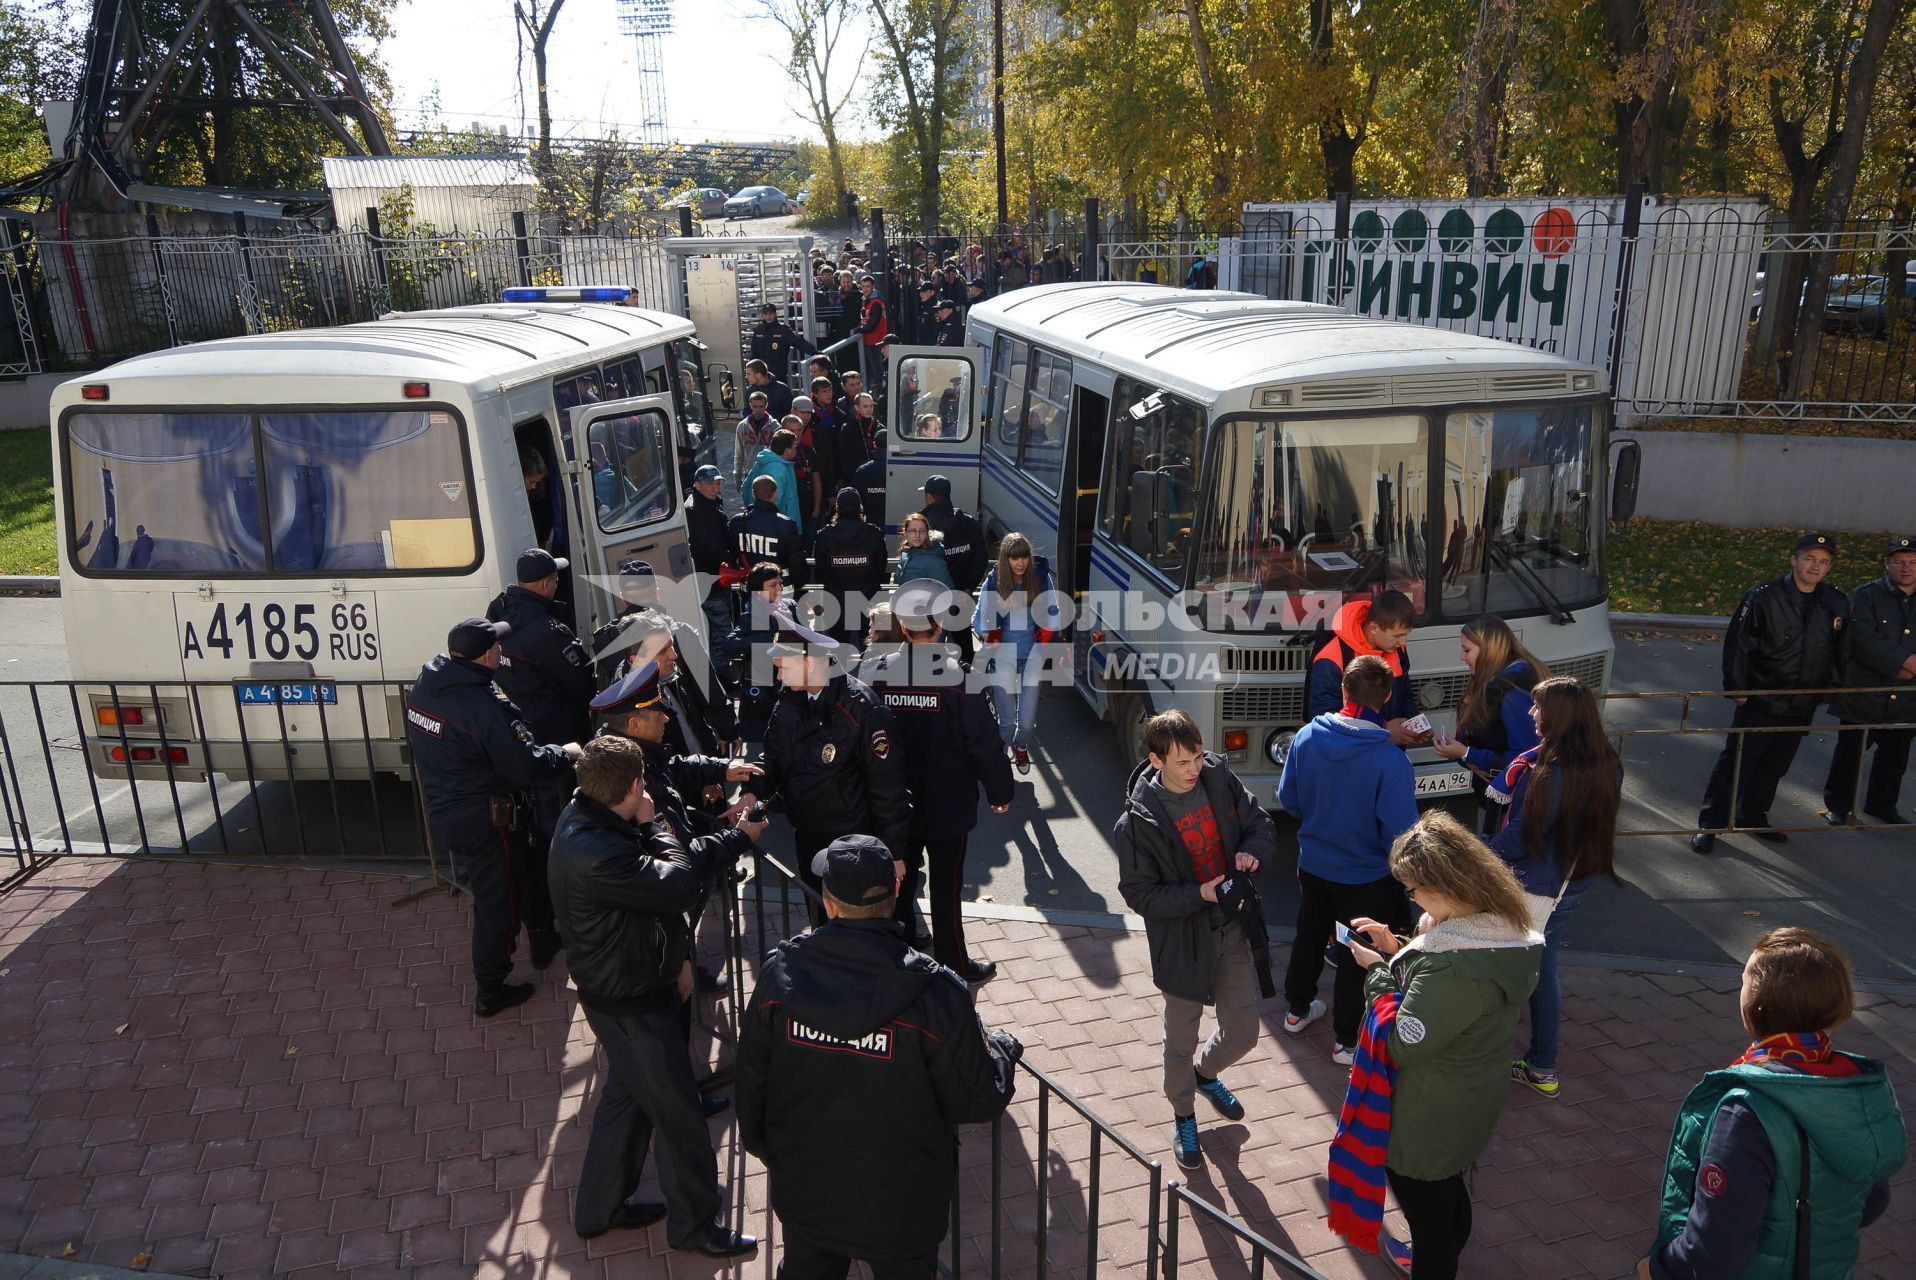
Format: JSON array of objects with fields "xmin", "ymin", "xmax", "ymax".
[{"xmin": 1, "ymin": 857, "xmax": 1913, "ymax": 1279}]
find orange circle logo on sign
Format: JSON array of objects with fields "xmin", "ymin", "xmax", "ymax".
[{"xmin": 1532, "ymin": 207, "xmax": 1576, "ymax": 259}]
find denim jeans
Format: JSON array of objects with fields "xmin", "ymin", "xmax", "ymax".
[
  {"xmin": 984, "ymin": 652, "xmax": 1043, "ymax": 750},
  {"xmin": 1525, "ymin": 892, "xmax": 1582, "ymax": 1071}
]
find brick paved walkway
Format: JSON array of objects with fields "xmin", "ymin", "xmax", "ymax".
[{"xmin": 2, "ymin": 858, "xmax": 1912, "ymax": 1279}]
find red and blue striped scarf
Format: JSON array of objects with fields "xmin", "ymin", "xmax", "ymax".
[{"xmin": 1327, "ymin": 989, "xmax": 1401, "ymax": 1254}]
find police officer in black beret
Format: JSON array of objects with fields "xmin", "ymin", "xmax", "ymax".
[
  {"xmin": 811, "ymin": 487, "xmax": 889, "ymax": 645},
  {"xmin": 867, "ymin": 580, "xmax": 1015, "ymax": 983},
  {"xmin": 737, "ymin": 835, "xmax": 1021, "ymax": 1278},
  {"xmin": 405, "ymin": 618, "xmax": 582, "ymax": 1016},
  {"xmin": 547, "ymin": 735, "xmax": 759, "ymax": 1258},
  {"xmin": 734, "ymin": 618, "xmax": 911, "ymax": 926},
  {"xmin": 1824, "ymin": 535, "xmax": 1916, "ymax": 826},
  {"xmin": 1692, "ymin": 533, "xmax": 1849, "ymax": 853}
]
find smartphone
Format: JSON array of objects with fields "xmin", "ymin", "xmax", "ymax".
[{"xmin": 1334, "ymin": 921, "xmax": 1355, "ymax": 947}]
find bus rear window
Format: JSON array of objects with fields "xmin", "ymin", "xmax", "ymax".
[{"xmin": 65, "ymin": 408, "xmax": 479, "ymax": 576}]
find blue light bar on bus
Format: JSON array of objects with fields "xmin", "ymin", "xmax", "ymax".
[{"xmin": 501, "ymin": 286, "xmax": 633, "ymax": 303}]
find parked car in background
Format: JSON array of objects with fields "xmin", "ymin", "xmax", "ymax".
[
  {"xmin": 724, "ymin": 186, "xmax": 794, "ymax": 219},
  {"xmin": 1823, "ymin": 271, "xmax": 1916, "ymax": 336},
  {"xmin": 671, "ymin": 188, "xmax": 729, "ymax": 220}
]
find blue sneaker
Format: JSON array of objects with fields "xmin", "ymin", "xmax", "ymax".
[
  {"xmin": 1172, "ymin": 1114, "xmax": 1201, "ymax": 1170},
  {"xmin": 1384, "ymin": 1236, "xmax": 1412, "ymax": 1271},
  {"xmin": 1195, "ymin": 1073, "xmax": 1244, "ymax": 1121}
]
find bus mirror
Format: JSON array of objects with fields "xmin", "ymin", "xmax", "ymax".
[{"xmin": 1609, "ymin": 438, "xmax": 1641, "ymax": 522}]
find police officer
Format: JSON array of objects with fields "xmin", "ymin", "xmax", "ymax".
[
  {"xmin": 811, "ymin": 487, "xmax": 889, "ymax": 646},
  {"xmin": 919, "ymin": 476, "xmax": 986, "ymax": 661},
  {"xmin": 547, "ymin": 735, "xmax": 760, "ymax": 1257},
  {"xmin": 914, "ymin": 279, "xmax": 940, "ymax": 343},
  {"xmin": 590, "ymin": 561, "xmax": 739, "ymax": 754},
  {"xmin": 868, "ymin": 580, "xmax": 1015, "ymax": 982},
  {"xmin": 1692, "ymin": 533, "xmax": 1848, "ymax": 853},
  {"xmin": 748, "ymin": 302, "xmax": 814, "ymax": 377},
  {"xmin": 734, "ymin": 617, "xmax": 911, "ymax": 925},
  {"xmin": 719, "ymin": 564, "xmax": 792, "ymax": 745},
  {"xmin": 853, "ymin": 429, "xmax": 888, "ymax": 533},
  {"xmin": 932, "ymin": 297, "xmax": 964, "ymax": 346},
  {"xmin": 406, "ymin": 618, "xmax": 581, "ymax": 1016},
  {"xmin": 1823, "ymin": 535, "xmax": 1916, "ymax": 826},
  {"xmin": 729, "ymin": 475, "xmax": 807, "ymax": 586},
  {"xmin": 687, "ymin": 463, "xmax": 734, "ymax": 641},
  {"xmin": 737, "ymin": 835, "xmax": 1021, "ymax": 1279}
]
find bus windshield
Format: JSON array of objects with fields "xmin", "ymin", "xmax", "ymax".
[{"xmin": 1193, "ymin": 414, "xmax": 1434, "ymax": 624}]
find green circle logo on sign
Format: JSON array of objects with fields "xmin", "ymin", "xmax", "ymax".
[
  {"xmin": 1438, "ymin": 209, "xmax": 1475, "ymax": 254},
  {"xmin": 1392, "ymin": 209, "xmax": 1429, "ymax": 252},
  {"xmin": 1352, "ymin": 210, "xmax": 1386, "ymax": 252},
  {"xmin": 1484, "ymin": 208, "xmax": 1524, "ymax": 256}
]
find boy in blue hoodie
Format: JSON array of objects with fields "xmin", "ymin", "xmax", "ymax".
[
  {"xmin": 1277, "ymin": 654, "xmax": 1419, "ymax": 1064},
  {"xmin": 742, "ymin": 427, "xmax": 804, "ymax": 526}
]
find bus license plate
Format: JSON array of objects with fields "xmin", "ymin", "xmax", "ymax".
[
  {"xmin": 1414, "ymin": 769, "xmax": 1473, "ymax": 798},
  {"xmin": 234, "ymin": 682, "xmax": 337, "ymax": 706}
]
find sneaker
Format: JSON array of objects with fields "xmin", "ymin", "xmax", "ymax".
[
  {"xmin": 1511, "ymin": 1059, "xmax": 1561, "ymax": 1099},
  {"xmin": 1383, "ymin": 1236, "xmax": 1413, "ymax": 1272},
  {"xmin": 1013, "ymin": 747, "xmax": 1032, "ymax": 775},
  {"xmin": 1172, "ymin": 1114, "xmax": 1202, "ymax": 1170},
  {"xmin": 1195, "ymin": 1073, "xmax": 1244, "ymax": 1121},
  {"xmin": 1331, "ymin": 1043, "xmax": 1355, "ymax": 1066},
  {"xmin": 1283, "ymin": 999, "xmax": 1325, "ymax": 1035}
]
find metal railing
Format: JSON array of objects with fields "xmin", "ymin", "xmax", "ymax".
[{"xmin": 1165, "ymin": 1183, "xmax": 1333, "ymax": 1279}]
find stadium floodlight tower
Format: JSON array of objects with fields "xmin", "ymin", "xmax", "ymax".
[{"xmin": 618, "ymin": 0, "xmax": 675, "ymax": 150}]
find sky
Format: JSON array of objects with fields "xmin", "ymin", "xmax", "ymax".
[{"xmin": 377, "ymin": 0, "xmax": 868, "ymax": 146}]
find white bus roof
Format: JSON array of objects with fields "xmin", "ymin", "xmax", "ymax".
[
  {"xmin": 967, "ymin": 283, "xmax": 1602, "ymax": 405},
  {"xmin": 59, "ymin": 302, "xmax": 695, "ymax": 395}
]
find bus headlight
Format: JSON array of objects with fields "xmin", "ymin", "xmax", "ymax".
[{"xmin": 1266, "ymin": 729, "xmax": 1296, "ymax": 768}]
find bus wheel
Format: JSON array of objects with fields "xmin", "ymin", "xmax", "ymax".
[{"xmin": 1112, "ymin": 690, "xmax": 1149, "ymax": 765}]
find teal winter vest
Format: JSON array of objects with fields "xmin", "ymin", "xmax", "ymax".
[{"xmin": 1654, "ymin": 1057, "xmax": 1905, "ymax": 1279}]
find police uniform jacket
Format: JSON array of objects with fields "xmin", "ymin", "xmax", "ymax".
[
  {"xmin": 853, "ymin": 456, "xmax": 887, "ymax": 531},
  {"xmin": 867, "ymin": 645, "xmax": 1013, "ymax": 838},
  {"xmin": 752, "ymin": 674, "xmax": 911, "ymax": 852},
  {"xmin": 1832, "ymin": 577, "xmax": 1916, "ymax": 725},
  {"xmin": 924, "ymin": 503, "xmax": 986, "ymax": 594},
  {"xmin": 749, "ymin": 321, "xmax": 813, "ymax": 370},
  {"xmin": 687, "ymin": 488, "xmax": 731, "ymax": 576},
  {"xmin": 547, "ymin": 795, "xmax": 709, "ymax": 1014},
  {"xmin": 737, "ymin": 918, "xmax": 1017, "ymax": 1262},
  {"xmin": 728, "ymin": 499, "xmax": 807, "ymax": 583},
  {"xmin": 1721, "ymin": 575, "xmax": 1849, "ymax": 716},
  {"xmin": 933, "ymin": 315, "xmax": 964, "ymax": 346},
  {"xmin": 404, "ymin": 655, "xmax": 573, "ymax": 826},
  {"xmin": 812, "ymin": 517, "xmax": 889, "ymax": 599},
  {"xmin": 485, "ymin": 585, "xmax": 595, "ymax": 745}
]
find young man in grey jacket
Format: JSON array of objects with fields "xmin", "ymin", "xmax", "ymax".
[{"xmin": 1115, "ymin": 709, "xmax": 1277, "ymax": 1173}]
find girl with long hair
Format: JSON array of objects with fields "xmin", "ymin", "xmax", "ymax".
[
  {"xmin": 1346, "ymin": 812, "xmax": 1542, "ymax": 1279},
  {"xmin": 971, "ymin": 532, "xmax": 1063, "ymax": 776},
  {"xmin": 1489, "ymin": 677, "xmax": 1623, "ymax": 1099},
  {"xmin": 894, "ymin": 512, "xmax": 953, "ymax": 588},
  {"xmin": 1431, "ymin": 616, "xmax": 1549, "ymax": 831}
]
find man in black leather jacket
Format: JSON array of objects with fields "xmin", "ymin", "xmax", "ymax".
[
  {"xmin": 548, "ymin": 736, "xmax": 764, "ymax": 1258},
  {"xmin": 405, "ymin": 618, "xmax": 581, "ymax": 1016},
  {"xmin": 1693, "ymin": 533, "xmax": 1849, "ymax": 853},
  {"xmin": 735, "ymin": 618, "xmax": 911, "ymax": 925},
  {"xmin": 737, "ymin": 835, "xmax": 1020, "ymax": 1277}
]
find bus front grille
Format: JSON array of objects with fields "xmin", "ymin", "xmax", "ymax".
[
  {"xmin": 1221, "ymin": 685, "xmax": 1308, "ymax": 724},
  {"xmin": 1222, "ymin": 646, "xmax": 1311, "ymax": 674}
]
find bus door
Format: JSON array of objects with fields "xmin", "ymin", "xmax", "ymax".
[
  {"xmin": 1057, "ymin": 384, "xmax": 1111, "ymax": 602},
  {"xmin": 885, "ymin": 347, "xmax": 983, "ymax": 537},
  {"xmin": 567, "ymin": 395, "xmax": 701, "ymax": 642}
]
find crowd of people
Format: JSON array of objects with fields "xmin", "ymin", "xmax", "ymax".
[{"xmin": 397, "ymin": 504, "xmax": 1912, "ymax": 1277}]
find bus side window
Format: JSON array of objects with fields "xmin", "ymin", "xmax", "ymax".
[
  {"xmin": 554, "ymin": 367, "xmax": 604, "ymax": 435},
  {"xmin": 988, "ymin": 334, "xmax": 1028, "ymax": 459}
]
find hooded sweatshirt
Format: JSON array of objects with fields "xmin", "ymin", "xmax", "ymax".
[
  {"xmin": 1306, "ymin": 599, "xmax": 1416, "ymax": 721},
  {"xmin": 735, "ymin": 919, "xmax": 1017, "ymax": 1261},
  {"xmin": 1277, "ymin": 711, "xmax": 1419, "ymax": 884},
  {"xmin": 743, "ymin": 446, "xmax": 802, "ymax": 525},
  {"xmin": 1362, "ymin": 912, "xmax": 1543, "ymax": 1180}
]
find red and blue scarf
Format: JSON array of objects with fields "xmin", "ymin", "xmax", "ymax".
[
  {"xmin": 1733, "ymin": 1032, "xmax": 1859, "ymax": 1078},
  {"xmin": 1486, "ymin": 744, "xmax": 1542, "ymax": 813},
  {"xmin": 1327, "ymin": 989, "xmax": 1401, "ymax": 1254}
]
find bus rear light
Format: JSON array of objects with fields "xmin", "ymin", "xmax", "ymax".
[
  {"xmin": 81, "ymin": 384, "xmax": 110, "ymax": 400},
  {"xmin": 108, "ymin": 746, "xmax": 189, "ymax": 765},
  {"xmin": 98, "ymin": 706, "xmax": 147, "ymax": 726},
  {"xmin": 402, "ymin": 381, "xmax": 431, "ymax": 398}
]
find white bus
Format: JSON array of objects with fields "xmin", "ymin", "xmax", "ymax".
[
  {"xmin": 882, "ymin": 283, "xmax": 1633, "ymax": 803},
  {"xmin": 50, "ymin": 290, "xmax": 712, "ymax": 780}
]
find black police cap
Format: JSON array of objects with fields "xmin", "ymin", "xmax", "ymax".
[
  {"xmin": 810, "ymin": 835, "xmax": 897, "ymax": 905},
  {"xmin": 1792, "ymin": 533, "xmax": 1836, "ymax": 556},
  {"xmin": 449, "ymin": 617, "xmax": 510, "ymax": 659}
]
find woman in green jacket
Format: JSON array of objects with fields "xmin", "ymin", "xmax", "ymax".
[
  {"xmin": 1637, "ymin": 927, "xmax": 1904, "ymax": 1280},
  {"xmin": 1347, "ymin": 811, "xmax": 1543, "ymax": 1279}
]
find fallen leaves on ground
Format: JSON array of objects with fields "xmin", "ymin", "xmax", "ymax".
[{"xmin": 1607, "ymin": 519, "xmax": 1900, "ymax": 616}]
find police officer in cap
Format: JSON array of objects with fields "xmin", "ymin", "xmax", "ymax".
[
  {"xmin": 1692, "ymin": 532, "xmax": 1848, "ymax": 853},
  {"xmin": 811, "ymin": 487, "xmax": 889, "ymax": 646},
  {"xmin": 1824, "ymin": 534, "xmax": 1916, "ymax": 826},
  {"xmin": 919, "ymin": 476, "xmax": 986, "ymax": 661},
  {"xmin": 687, "ymin": 464, "xmax": 735, "ymax": 640},
  {"xmin": 748, "ymin": 301, "xmax": 815, "ymax": 372},
  {"xmin": 547, "ymin": 735, "xmax": 759, "ymax": 1257},
  {"xmin": 867, "ymin": 579, "xmax": 1014, "ymax": 983},
  {"xmin": 932, "ymin": 296, "xmax": 964, "ymax": 347},
  {"xmin": 406, "ymin": 618, "xmax": 581, "ymax": 1016},
  {"xmin": 738, "ymin": 834, "xmax": 1021, "ymax": 1279},
  {"xmin": 735, "ymin": 617, "xmax": 911, "ymax": 925}
]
